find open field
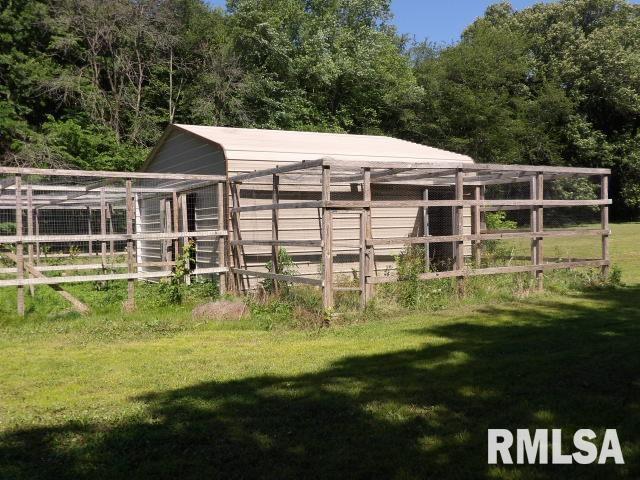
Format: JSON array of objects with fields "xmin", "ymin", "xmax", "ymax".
[{"xmin": 0, "ymin": 223, "xmax": 639, "ymax": 479}]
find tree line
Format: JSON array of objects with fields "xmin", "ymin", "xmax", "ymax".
[{"xmin": 1, "ymin": 0, "xmax": 639, "ymax": 217}]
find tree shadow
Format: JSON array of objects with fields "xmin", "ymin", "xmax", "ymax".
[{"xmin": 1, "ymin": 287, "xmax": 639, "ymax": 479}]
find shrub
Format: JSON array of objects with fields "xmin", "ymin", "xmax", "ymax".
[{"xmin": 262, "ymin": 248, "xmax": 298, "ymax": 294}]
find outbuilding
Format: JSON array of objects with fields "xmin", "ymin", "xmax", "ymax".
[{"xmin": 140, "ymin": 125, "xmax": 476, "ymax": 282}]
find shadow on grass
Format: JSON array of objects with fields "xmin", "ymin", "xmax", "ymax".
[{"xmin": 1, "ymin": 287, "xmax": 639, "ymax": 479}]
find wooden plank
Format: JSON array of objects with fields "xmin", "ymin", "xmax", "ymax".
[
  {"xmin": 230, "ymin": 268, "xmax": 322, "ymax": 286},
  {"xmin": 272, "ymin": 174, "xmax": 280, "ymax": 293},
  {"xmin": 322, "ymin": 166, "xmax": 334, "ymax": 310},
  {"xmin": 230, "ymin": 183, "xmax": 248, "ymax": 291},
  {"xmin": 366, "ymin": 229, "xmax": 609, "ymax": 246},
  {"xmin": 230, "ymin": 158, "xmax": 325, "ymax": 182},
  {"xmin": 0, "ymin": 267, "xmax": 229, "ymax": 287},
  {"xmin": 159, "ymin": 198, "xmax": 167, "ymax": 264},
  {"xmin": 216, "ymin": 183, "xmax": 227, "ymax": 294},
  {"xmin": 324, "ymin": 199, "xmax": 611, "ymax": 209},
  {"xmin": 231, "ymin": 239, "xmax": 322, "ymax": 247},
  {"xmin": 455, "ymin": 169, "xmax": 465, "ymax": 296},
  {"xmin": 15, "ymin": 175, "xmax": 24, "ymax": 315},
  {"xmin": 0, "ymin": 230, "xmax": 227, "ymax": 244},
  {"xmin": 530, "ymin": 176, "xmax": 538, "ymax": 283},
  {"xmin": 180, "ymin": 193, "xmax": 191, "ymax": 285},
  {"xmin": 172, "ymin": 192, "xmax": 180, "ymax": 261},
  {"xmin": 472, "ymin": 185, "xmax": 481, "ymax": 267},
  {"xmin": 34, "ymin": 210, "xmax": 40, "ymax": 262},
  {"xmin": 363, "ymin": 168, "xmax": 374, "ymax": 302},
  {"xmin": 100, "ymin": 188, "xmax": 107, "ymax": 272},
  {"xmin": 423, "ymin": 188, "xmax": 430, "ymax": 271},
  {"xmin": 3, "ymin": 252, "xmax": 90, "ymax": 313},
  {"xmin": 107, "ymin": 203, "xmax": 115, "ymax": 260},
  {"xmin": 536, "ymin": 173, "xmax": 544, "ymax": 290},
  {"xmin": 0, "ymin": 166, "xmax": 226, "ymax": 182},
  {"xmin": 335, "ymin": 286, "xmax": 361, "ymax": 292},
  {"xmin": 126, "ymin": 179, "xmax": 135, "ymax": 307},
  {"xmin": 29, "ymin": 261, "xmax": 176, "ymax": 272},
  {"xmin": 359, "ymin": 211, "xmax": 366, "ymax": 309},
  {"xmin": 322, "ymin": 158, "xmax": 611, "ymax": 175},
  {"xmin": 232, "ymin": 200, "xmax": 324, "ymax": 213},
  {"xmin": 367, "ymin": 260, "xmax": 610, "ymax": 284},
  {"xmin": 26, "ymin": 186, "xmax": 35, "ymax": 296},
  {"xmin": 332, "ymin": 167, "xmax": 414, "ymax": 183},
  {"xmin": 601, "ymin": 174, "xmax": 610, "ymax": 277}
]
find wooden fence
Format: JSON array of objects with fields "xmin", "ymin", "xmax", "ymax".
[
  {"xmin": 229, "ymin": 157, "xmax": 611, "ymax": 310},
  {"xmin": 0, "ymin": 168, "xmax": 228, "ymax": 316}
]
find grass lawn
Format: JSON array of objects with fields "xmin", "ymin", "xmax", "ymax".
[{"xmin": 1, "ymin": 223, "xmax": 639, "ymax": 479}]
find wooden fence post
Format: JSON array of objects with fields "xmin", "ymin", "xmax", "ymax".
[
  {"xmin": 180, "ymin": 193, "xmax": 191, "ymax": 285},
  {"xmin": 472, "ymin": 185, "xmax": 481, "ymax": 268},
  {"xmin": 26, "ymin": 186, "xmax": 35, "ymax": 296},
  {"xmin": 322, "ymin": 165, "xmax": 333, "ymax": 310},
  {"xmin": 172, "ymin": 191, "xmax": 180, "ymax": 262},
  {"xmin": 15, "ymin": 174, "xmax": 24, "ymax": 316},
  {"xmin": 125, "ymin": 179, "xmax": 135, "ymax": 308},
  {"xmin": 423, "ymin": 188, "xmax": 430, "ymax": 271},
  {"xmin": 359, "ymin": 211, "xmax": 366, "ymax": 309},
  {"xmin": 601, "ymin": 174, "xmax": 610, "ymax": 277},
  {"xmin": 107, "ymin": 203, "xmax": 115, "ymax": 261},
  {"xmin": 35, "ymin": 210, "xmax": 40, "ymax": 264},
  {"xmin": 216, "ymin": 182, "xmax": 227, "ymax": 295},
  {"xmin": 86, "ymin": 206, "xmax": 93, "ymax": 255},
  {"xmin": 159, "ymin": 198, "xmax": 167, "ymax": 264},
  {"xmin": 100, "ymin": 188, "xmax": 107, "ymax": 277},
  {"xmin": 271, "ymin": 174, "xmax": 280, "ymax": 294},
  {"xmin": 455, "ymin": 169, "xmax": 465, "ymax": 296},
  {"xmin": 362, "ymin": 167, "xmax": 374, "ymax": 300},
  {"xmin": 536, "ymin": 172, "xmax": 544, "ymax": 290},
  {"xmin": 530, "ymin": 176, "xmax": 538, "ymax": 285}
]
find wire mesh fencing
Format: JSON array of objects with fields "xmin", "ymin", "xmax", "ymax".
[{"xmin": 0, "ymin": 168, "xmax": 227, "ymax": 316}]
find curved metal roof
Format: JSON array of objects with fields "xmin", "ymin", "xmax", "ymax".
[{"xmin": 150, "ymin": 124, "xmax": 474, "ymax": 164}]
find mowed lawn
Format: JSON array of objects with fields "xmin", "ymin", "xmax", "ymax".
[{"xmin": 1, "ymin": 224, "xmax": 639, "ymax": 479}]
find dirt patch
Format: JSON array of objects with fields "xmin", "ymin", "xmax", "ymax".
[{"xmin": 192, "ymin": 300, "xmax": 247, "ymax": 321}]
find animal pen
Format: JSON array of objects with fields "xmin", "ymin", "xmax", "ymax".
[
  {"xmin": 0, "ymin": 167, "xmax": 227, "ymax": 316},
  {"xmin": 0, "ymin": 158, "xmax": 612, "ymax": 316},
  {"xmin": 229, "ymin": 157, "xmax": 612, "ymax": 310}
]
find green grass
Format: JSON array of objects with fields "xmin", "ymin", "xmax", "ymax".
[{"xmin": 0, "ymin": 223, "xmax": 639, "ymax": 479}]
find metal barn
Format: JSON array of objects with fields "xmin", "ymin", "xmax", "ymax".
[{"xmin": 141, "ymin": 125, "xmax": 477, "ymax": 284}]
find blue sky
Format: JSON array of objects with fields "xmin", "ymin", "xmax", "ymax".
[{"xmin": 207, "ymin": 1, "xmax": 639, "ymax": 43}]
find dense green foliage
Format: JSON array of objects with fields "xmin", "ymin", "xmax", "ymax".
[{"xmin": 1, "ymin": 0, "xmax": 639, "ymax": 217}]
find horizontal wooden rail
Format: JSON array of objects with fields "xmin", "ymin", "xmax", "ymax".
[
  {"xmin": 367, "ymin": 229, "xmax": 610, "ymax": 246},
  {"xmin": 367, "ymin": 259, "xmax": 609, "ymax": 284},
  {"xmin": 325, "ymin": 199, "xmax": 611, "ymax": 209},
  {"xmin": 232, "ymin": 201, "xmax": 323, "ymax": 213},
  {"xmin": 231, "ymin": 239, "xmax": 322, "ymax": 247},
  {"xmin": 0, "ymin": 266, "xmax": 228, "ymax": 287},
  {"xmin": 0, "ymin": 230, "xmax": 227, "ymax": 243},
  {"xmin": 322, "ymin": 158, "xmax": 611, "ymax": 175},
  {"xmin": 231, "ymin": 159, "xmax": 325, "ymax": 182},
  {"xmin": 230, "ymin": 268, "xmax": 323, "ymax": 286},
  {"xmin": 0, "ymin": 167, "xmax": 226, "ymax": 182}
]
